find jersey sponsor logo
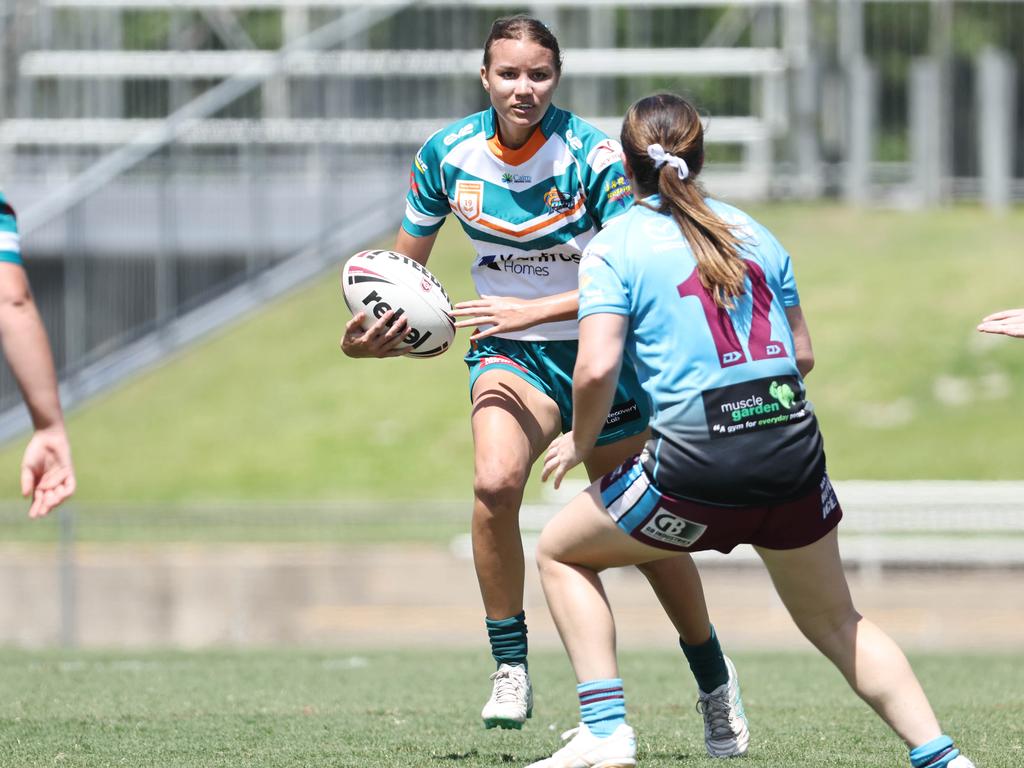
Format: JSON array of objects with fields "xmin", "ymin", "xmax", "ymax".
[
  {"xmin": 543, "ymin": 186, "xmax": 575, "ymax": 213},
  {"xmin": 455, "ymin": 180, "xmax": 484, "ymax": 221},
  {"xmin": 564, "ymin": 128, "xmax": 583, "ymax": 151},
  {"xmin": 604, "ymin": 174, "xmax": 632, "ymax": 207},
  {"xmin": 640, "ymin": 510, "xmax": 707, "ymax": 549},
  {"xmin": 479, "ymin": 251, "xmax": 580, "ymax": 278},
  {"xmin": 443, "ymin": 123, "xmax": 475, "ymax": 146},
  {"xmin": 588, "ymin": 139, "xmax": 624, "ymax": 173},
  {"xmin": 414, "ymin": 150, "xmax": 428, "ymax": 173},
  {"xmin": 703, "ymin": 375, "xmax": 808, "ymax": 439},
  {"xmin": 500, "ymin": 172, "xmax": 532, "ymax": 184}
]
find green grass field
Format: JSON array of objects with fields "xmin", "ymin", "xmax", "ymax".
[
  {"xmin": 0, "ymin": 204, "xmax": 1022, "ymax": 504},
  {"xmin": 1, "ymin": 648, "xmax": 1020, "ymax": 768}
]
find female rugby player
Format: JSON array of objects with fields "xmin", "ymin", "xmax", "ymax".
[
  {"xmin": 340, "ymin": 17, "xmax": 746, "ymax": 754},
  {"xmin": 532, "ymin": 92, "xmax": 976, "ymax": 768}
]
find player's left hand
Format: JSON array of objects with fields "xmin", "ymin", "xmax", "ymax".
[
  {"xmin": 977, "ymin": 308, "xmax": 1024, "ymax": 338},
  {"xmin": 542, "ymin": 432, "xmax": 587, "ymax": 490},
  {"xmin": 21, "ymin": 425, "xmax": 77, "ymax": 518},
  {"xmin": 451, "ymin": 295, "xmax": 538, "ymax": 341}
]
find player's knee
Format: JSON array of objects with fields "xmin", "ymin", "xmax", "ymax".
[
  {"xmin": 792, "ymin": 604, "xmax": 862, "ymax": 650},
  {"xmin": 473, "ymin": 465, "xmax": 527, "ymax": 513},
  {"xmin": 535, "ymin": 527, "xmax": 565, "ymax": 575}
]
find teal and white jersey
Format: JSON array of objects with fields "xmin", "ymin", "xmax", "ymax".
[
  {"xmin": 0, "ymin": 191, "xmax": 23, "ymax": 265},
  {"xmin": 402, "ymin": 104, "xmax": 634, "ymax": 341}
]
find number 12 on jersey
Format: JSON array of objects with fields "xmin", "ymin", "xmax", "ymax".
[{"xmin": 677, "ymin": 260, "xmax": 788, "ymax": 368}]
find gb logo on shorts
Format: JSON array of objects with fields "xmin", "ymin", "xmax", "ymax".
[
  {"xmin": 455, "ymin": 180, "xmax": 483, "ymax": 221},
  {"xmin": 641, "ymin": 510, "xmax": 708, "ymax": 549}
]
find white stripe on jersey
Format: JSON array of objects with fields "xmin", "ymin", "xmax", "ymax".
[
  {"xmin": 441, "ymin": 132, "xmax": 576, "ymax": 191},
  {"xmin": 0, "ymin": 231, "xmax": 20, "ymax": 253},
  {"xmin": 404, "ymin": 201, "xmax": 444, "ymax": 228},
  {"xmin": 452, "ymin": 193, "xmax": 589, "ymax": 244}
]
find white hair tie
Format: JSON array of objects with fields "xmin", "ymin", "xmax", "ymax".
[{"xmin": 646, "ymin": 143, "xmax": 689, "ymax": 180}]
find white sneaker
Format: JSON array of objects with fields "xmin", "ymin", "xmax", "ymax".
[
  {"xmin": 482, "ymin": 663, "xmax": 533, "ymax": 729},
  {"xmin": 696, "ymin": 656, "xmax": 750, "ymax": 757},
  {"xmin": 947, "ymin": 757, "xmax": 976, "ymax": 768},
  {"xmin": 525, "ymin": 722, "xmax": 637, "ymax": 768}
]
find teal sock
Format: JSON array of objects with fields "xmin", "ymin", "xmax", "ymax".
[
  {"xmin": 485, "ymin": 611, "xmax": 528, "ymax": 668},
  {"xmin": 578, "ymin": 678, "xmax": 626, "ymax": 738},
  {"xmin": 680, "ymin": 625, "xmax": 728, "ymax": 693},
  {"xmin": 910, "ymin": 735, "xmax": 960, "ymax": 768}
]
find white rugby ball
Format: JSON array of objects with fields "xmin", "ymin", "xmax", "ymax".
[{"xmin": 341, "ymin": 249, "xmax": 456, "ymax": 358}]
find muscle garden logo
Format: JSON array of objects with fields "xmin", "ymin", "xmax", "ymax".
[{"xmin": 703, "ymin": 375, "xmax": 806, "ymax": 439}]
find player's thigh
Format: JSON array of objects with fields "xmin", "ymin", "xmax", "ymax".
[
  {"xmin": 538, "ymin": 484, "xmax": 679, "ymax": 571},
  {"xmin": 584, "ymin": 429, "xmax": 650, "ymax": 481},
  {"xmin": 754, "ymin": 527, "xmax": 855, "ymax": 628},
  {"xmin": 471, "ymin": 368, "xmax": 562, "ymax": 482}
]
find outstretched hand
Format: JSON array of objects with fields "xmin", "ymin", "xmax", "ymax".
[
  {"xmin": 977, "ymin": 308, "xmax": 1024, "ymax": 339},
  {"xmin": 340, "ymin": 310, "xmax": 409, "ymax": 358},
  {"xmin": 21, "ymin": 425, "xmax": 76, "ymax": 518},
  {"xmin": 451, "ymin": 295, "xmax": 538, "ymax": 342},
  {"xmin": 541, "ymin": 432, "xmax": 587, "ymax": 490}
]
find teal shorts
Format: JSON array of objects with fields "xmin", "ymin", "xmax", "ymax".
[{"xmin": 464, "ymin": 337, "xmax": 650, "ymax": 446}]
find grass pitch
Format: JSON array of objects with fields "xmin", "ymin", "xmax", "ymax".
[{"xmin": 0, "ymin": 648, "xmax": 1020, "ymax": 768}]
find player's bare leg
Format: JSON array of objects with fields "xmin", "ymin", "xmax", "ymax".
[
  {"xmin": 471, "ymin": 369, "xmax": 560, "ymax": 729},
  {"xmin": 586, "ymin": 436, "xmax": 748, "ymax": 757},
  {"xmin": 529, "ymin": 484, "xmax": 679, "ymax": 768},
  {"xmin": 756, "ymin": 528, "xmax": 975, "ymax": 767}
]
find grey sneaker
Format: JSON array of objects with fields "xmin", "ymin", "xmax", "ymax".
[{"xmin": 697, "ymin": 656, "xmax": 750, "ymax": 757}]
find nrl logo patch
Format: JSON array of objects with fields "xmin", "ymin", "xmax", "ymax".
[{"xmin": 455, "ymin": 180, "xmax": 483, "ymax": 221}]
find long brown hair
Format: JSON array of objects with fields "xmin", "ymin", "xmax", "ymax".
[
  {"xmin": 621, "ymin": 94, "xmax": 746, "ymax": 309},
  {"xmin": 482, "ymin": 15, "xmax": 562, "ymax": 77}
]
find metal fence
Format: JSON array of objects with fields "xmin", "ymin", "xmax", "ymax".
[{"xmin": 0, "ymin": 0, "xmax": 1021, "ymax": 423}]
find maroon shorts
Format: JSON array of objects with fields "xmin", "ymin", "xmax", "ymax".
[{"xmin": 599, "ymin": 456, "xmax": 842, "ymax": 553}]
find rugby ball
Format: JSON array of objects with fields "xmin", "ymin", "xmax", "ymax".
[{"xmin": 341, "ymin": 249, "xmax": 456, "ymax": 358}]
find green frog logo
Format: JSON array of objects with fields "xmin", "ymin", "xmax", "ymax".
[{"xmin": 769, "ymin": 381, "xmax": 796, "ymax": 409}]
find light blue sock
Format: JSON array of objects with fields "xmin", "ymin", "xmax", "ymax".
[
  {"xmin": 577, "ymin": 678, "xmax": 626, "ymax": 738},
  {"xmin": 910, "ymin": 735, "xmax": 960, "ymax": 768}
]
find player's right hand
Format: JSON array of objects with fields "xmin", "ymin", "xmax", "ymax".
[
  {"xmin": 21, "ymin": 425, "xmax": 76, "ymax": 519},
  {"xmin": 340, "ymin": 310, "xmax": 409, "ymax": 358},
  {"xmin": 977, "ymin": 308, "xmax": 1024, "ymax": 339}
]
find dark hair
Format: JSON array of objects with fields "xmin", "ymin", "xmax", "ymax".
[
  {"xmin": 482, "ymin": 15, "xmax": 562, "ymax": 77},
  {"xmin": 621, "ymin": 93, "xmax": 746, "ymax": 309}
]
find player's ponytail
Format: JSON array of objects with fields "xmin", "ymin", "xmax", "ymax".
[{"xmin": 621, "ymin": 94, "xmax": 747, "ymax": 309}]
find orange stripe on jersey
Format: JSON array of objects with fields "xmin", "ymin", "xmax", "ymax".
[
  {"xmin": 477, "ymin": 194, "xmax": 586, "ymax": 238},
  {"xmin": 487, "ymin": 126, "xmax": 546, "ymax": 166}
]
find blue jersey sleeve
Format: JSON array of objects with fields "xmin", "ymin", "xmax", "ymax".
[
  {"xmin": 401, "ymin": 135, "xmax": 450, "ymax": 238},
  {"xmin": 756, "ymin": 223, "xmax": 799, "ymax": 307},
  {"xmin": 0, "ymin": 195, "xmax": 23, "ymax": 265},
  {"xmin": 578, "ymin": 245, "xmax": 630, "ymax": 319}
]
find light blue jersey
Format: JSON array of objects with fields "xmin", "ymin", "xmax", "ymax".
[
  {"xmin": 0, "ymin": 192, "xmax": 23, "ymax": 265},
  {"xmin": 579, "ymin": 196, "xmax": 823, "ymax": 505},
  {"xmin": 403, "ymin": 104, "xmax": 633, "ymax": 341}
]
